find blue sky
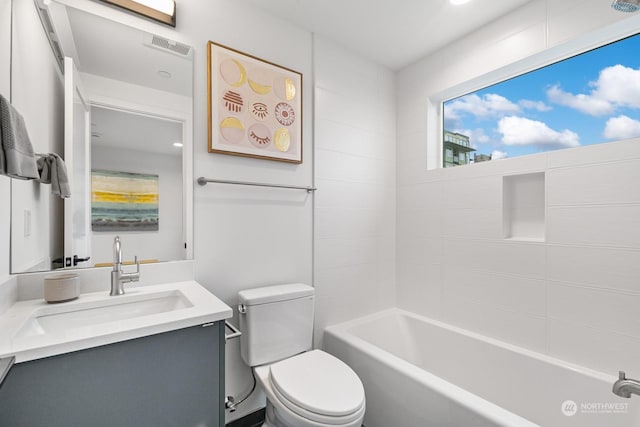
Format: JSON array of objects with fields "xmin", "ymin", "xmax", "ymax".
[{"xmin": 444, "ymin": 33, "xmax": 640, "ymax": 160}]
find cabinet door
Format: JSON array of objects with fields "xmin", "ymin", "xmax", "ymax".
[{"xmin": 0, "ymin": 322, "xmax": 225, "ymax": 427}]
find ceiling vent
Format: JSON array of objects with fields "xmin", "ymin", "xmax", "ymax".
[{"xmin": 143, "ymin": 34, "xmax": 193, "ymax": 59}]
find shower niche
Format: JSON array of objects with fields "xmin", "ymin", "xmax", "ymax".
[{"xmin": 503, "ymin": 172, "xmax": 545, "ymax": 241}]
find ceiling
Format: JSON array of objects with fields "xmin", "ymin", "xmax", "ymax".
[
  {"xmin": 66, "ymin": 7, "xmax": 192, "ymax": 96},
  {"xmin": 247, "ymin": 0, "xmax": 534, "ymax": 70},
  {"xmin": 91, "ymin": 106, "xmax": 183, "ymax": 156}
]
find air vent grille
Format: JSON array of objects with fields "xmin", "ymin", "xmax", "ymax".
[{"xmin": 149, "ymin": 35, "xmax": 192, "ymax": 57}]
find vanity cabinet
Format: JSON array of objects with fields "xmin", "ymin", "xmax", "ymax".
[{"xmin": 0, "ymin": 321, "xmax": 225, "ymax": 427}]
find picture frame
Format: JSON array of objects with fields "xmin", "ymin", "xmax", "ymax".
[
  {"xmin": 91, "ymin": 170, "xmax": 159, "ymax": 231},
  {"xmin": 207, "ymin": 41, "xmax": 303, "ymax": 164}
]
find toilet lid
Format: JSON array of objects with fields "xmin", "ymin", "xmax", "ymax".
[{"xmin": 269, "ymin": 350, "xmax": 365, "ymax": 417}]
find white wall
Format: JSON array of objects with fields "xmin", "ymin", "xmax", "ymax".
[
  {"xmin": 173, "ymin": 0, "xmax": 314, "ymax": 421},
  {"xmin": 10, "ymin": 0, "xmax": 64, "ymax": 272},
  {"xmin": 313, "ymin": 36, "xmax": 397, "ymax": 347},
  {"xmin": 81, "ymin": 72, "xmax": 192, "ymax": 119},
  {"xmin": 396, "ymin": 0, "xmax": 640, "ymax": 376},
  {"xmin": 90, "ymin": 145, "xmax": 183, "ymax": 265},
  {"xmin": 0, "ymin": 0, "xmax": 11, "ymax": 279}
]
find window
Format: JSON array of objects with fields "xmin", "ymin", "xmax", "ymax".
[{"xmin": 442, "ymin": 33, "xmax": 640, "ymax": 167}]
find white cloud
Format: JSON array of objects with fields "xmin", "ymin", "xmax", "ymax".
[
  {"xmin": 547, "ymin": 85, "xmax": 613, "ymax": 116},
  {"xmin": 491, "ymin": 150, "xmax": 508, "ymax": 160},
  {"xmin": 594, "ymin": 65, "xmax": 640, "ymax": 108},
  {"xmin": 497, "ymin": 116, "xmax": 580, "ymax": 149},
  {"xmin": 519, "ymin": 99, "xmax": 552, "ymax": 112},
  {"xmin": 547, "ymin": 65, "xmax": 640, "ymax": 116},
  {"xmin": 445, "ymin": 93, "xmax": 520, "ymax": 120},
  {"xmin": 603, "ymin": 115, "xmax": 640, "ymax": 140}
]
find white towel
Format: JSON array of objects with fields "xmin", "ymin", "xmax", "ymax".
[
  {"xmin": 37, "ymin": 153, "xmax": 71, "ymax": 198},
  {"xmin": 0, "ymin": 94, "xmax": 39, "ymax": 180}
]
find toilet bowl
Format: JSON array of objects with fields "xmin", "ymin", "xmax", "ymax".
[
  {"xmin": 255, "ymin": 350, "xmax": 365, "ymax": 427},
  {"xmin": 238, "ymin": 284, "xmax": 366, "ymax": 427}
]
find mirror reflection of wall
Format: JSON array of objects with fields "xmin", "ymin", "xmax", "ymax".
[
  {"xmin": 10, "ymin": 0, "xmax": 65, "ymax": 273},
  {"xmin": 9, "ymin": 0, "xmax": 193, "ymax": 274},
  {"xmin": 90, "ymin": 107, "xmax": 184, "ymax": 266}
]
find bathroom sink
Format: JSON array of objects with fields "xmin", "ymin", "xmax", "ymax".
[
  {"xmin": 14, "ymin": 290, "xmax": 193, "ymax": 339},
  {"xmin": 0, "ymin": 280, "xmax": 232, "ymax": 363},
  {"xmin": 15, "ymin": 290, "xmax": 193, "ymax": 338}
]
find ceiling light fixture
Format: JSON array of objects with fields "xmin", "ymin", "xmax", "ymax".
[
  {"xmin": 173, "ymin": 142, "xmax": 183, "ymax": 147},
  {"xmin": 449, "ymin": 0, "xmax": 473, "ymax": 5},
  {"xmin": 99, "ymin": 0, "xmax": 176, "ymax": 27},
  {"xmin": 611, "ymin": 0, "xmax": 640, "ymax": 12}
]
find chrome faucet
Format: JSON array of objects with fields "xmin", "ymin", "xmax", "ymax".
[
  {"xmin": 110, "ymin": 236, "xmax": 140, "ymax": 296},
  {"xmin": 612, "ymin": 371, "xmax": 640, "ymax": 398}
]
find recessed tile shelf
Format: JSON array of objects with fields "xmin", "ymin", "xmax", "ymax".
[{"xmin": 503, "ymin": 172, "xmax": 545, "ymax": 241}]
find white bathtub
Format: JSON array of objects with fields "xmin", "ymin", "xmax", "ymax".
[{"xmin": 324, "ymin": 309, "xmax": 639, "ymax": 427}]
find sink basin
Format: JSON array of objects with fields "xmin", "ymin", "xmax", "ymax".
[
  {"xmin": 14, "ymin": 290, "xmax": 193, "ymax": 339},
  {"xmin": 1, "ymin": 280, "xmax": 233, "ymax": 363}
]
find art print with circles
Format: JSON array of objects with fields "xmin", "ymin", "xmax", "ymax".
[{"xmin": 208, "ymin": 41, "xmax": 303, "ymax": 164}]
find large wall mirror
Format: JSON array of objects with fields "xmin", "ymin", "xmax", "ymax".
[{"xmin": 10, "ymin": 0, "xmax": 193, "ymax": 273}]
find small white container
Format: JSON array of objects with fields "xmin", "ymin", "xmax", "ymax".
[{"xmin": 44, "ymin": 273, "xmax": 80, "ymax": 303}]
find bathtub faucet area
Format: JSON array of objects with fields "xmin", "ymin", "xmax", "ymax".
[{"xmin": 612, "ymin": 371, "xmax": 640, "ymax": 398}]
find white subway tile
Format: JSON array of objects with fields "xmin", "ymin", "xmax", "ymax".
[
  {"xmin": 315, "ymin": 179, "xmax": 378, "ymax": 209},
  {"xmin": 397, "ymin": 181, "xmax": 444, "ymax": 211},
  {"xmin": 547, "ymin": 138, "xmax": 640, "ymax": 169},
  {"xmin": 443, "ymin": 175, "xmax": 502, "ymax": 210},
  {"xmin": 398, "ymin": 208, "xmax": 443, "ymax": 239},
  {"xmin": 314, "ymin": 37, "xmax": 380, "ymax": 101},
  {"xmin": 547, "ymin": 245, "xmax": 640, "ymax": 293},
  {"xmin": 443, "ymin": 239, "xmax": 546, "ymax": 279},
  {"xmin": 548, "ymin": 319, "xmax": 640, "ymax": 375},
  {"xmin": 443, "ymin": 269, "xmax": 547, "ymax": 316},
  {"xmin": 548, "ymin": 283, "xmax": 640, "ymax": 339},
  {"xmin": 443, "ymin": 208, "xmax": 502, "ymax": 240},
  {"xmin": 441, "ymin": 298, "xmax": 547, "ymax": 353},
  {"xmin": 547, "ymin": 160, "xmax": 640, "ymax": 206},
  {"xmin": 316, "ymin": 118, "xmax": 393, "ymax": 160},
  {"xmin": 397, "ymin": 261, "xmax": 442, "ymax": 319},
  {"xmin": 315, "ymin": 87, "xmax": 378, "ymax": 132},
  {"xmin": 316, "ymin": 149, "xmax": 388, "ymax": 184},
  {"xmin": 315, "ymin": 237, "xmax": 378, "ymax": 269},
  {"xmin": 398, "ymin": 236, "xmax": 443, "ymax": 266},
  {"xmin": 548, "ymin": 205, "xmax": 640, "ymax": 249},
  {"xmin": 315, "ymin": 207, "xmax": 378, "ymax": 239}
]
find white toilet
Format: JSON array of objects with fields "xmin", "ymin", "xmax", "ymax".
[{"xmin": 238, "ymin": 283, "xmax": 365, "ymax": 427}]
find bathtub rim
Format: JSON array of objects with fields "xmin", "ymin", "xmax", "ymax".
[
  {"xmin": 325, "ymin": 308, "xmax": 616, "ymax": 384},
  {"xmin": 324, "ymin": 308, "xmax": 617, "ymax": 427}
]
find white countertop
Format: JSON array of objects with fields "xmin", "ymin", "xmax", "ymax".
[{"xmin": 0, "ymin": 280, "xmax": 232, "ymax": 363}]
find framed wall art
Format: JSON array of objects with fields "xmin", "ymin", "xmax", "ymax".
[
  {"xmin": 91, "ymin": 170, "xmax": 159, "ymax": 231},
  {"xmin": 208, "ymin": 41, "xmax": 303, "ymax": 164}
]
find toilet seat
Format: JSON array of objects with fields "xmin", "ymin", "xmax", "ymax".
[{"xmin": 257, "ymin": 350, "xmax": 365, "ymax": 426}]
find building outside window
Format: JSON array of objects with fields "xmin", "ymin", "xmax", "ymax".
[{"xmin": 443, "ymin": 130, "xmax": 475, "ymax": 167}]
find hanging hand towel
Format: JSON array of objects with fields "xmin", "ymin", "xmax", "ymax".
[
  {"xmin": 0, "ymin": 94, "xmax": 39, "ymax": 180},
  {"xmin": 37, "ymin": 153, "xmax": 71, "ymax": 198}
]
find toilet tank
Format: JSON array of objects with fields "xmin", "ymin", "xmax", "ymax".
[{"xmin": 238, "ymin": 283, "xmax": 314, "ymax": 367}]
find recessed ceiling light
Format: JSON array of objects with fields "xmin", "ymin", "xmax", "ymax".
[
  {"xmin": 173, "ymin": 142, "xmax": 183, "ymax": 147},
  {"xmin": 450, "ymin": 0, "xmax": 473, "ymax": 4},
  {"xmin": 158, "ymin": 70, "xmax": 172, "ymax": 78}
]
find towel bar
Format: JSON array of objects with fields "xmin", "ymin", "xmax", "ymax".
[
  {"xmin": 224, "ymin": 321, "xmax": 242, "ymax": 342},
  {"xmin": 197, "ymin": 177, "xmax": 316, "ymax": 193}
]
